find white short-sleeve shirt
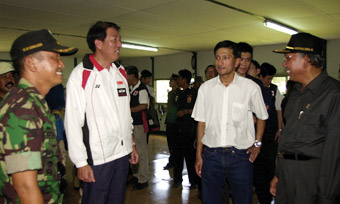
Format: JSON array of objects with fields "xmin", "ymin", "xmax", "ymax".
[
  {"xmin": 192, "ymin": 73, "xmax": 268, "ymax": 149},
  {"xmin": 130, "ymin": 80, "xmax": 149, "ymax": 105}
]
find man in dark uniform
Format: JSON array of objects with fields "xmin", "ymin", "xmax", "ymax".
[
  {"xmin": 0, "ymin": 29, "xmax": 77, "ymax": 203},
  {"xmin": 173, "ymin": 69, "xmax": 200, "ymax": 189},
  {"xmin": 236, "ymin": 42, "xmax": 275, "ymax": 204},
  {"xmin": 164, "ymin": 74, "xmax": 181, "ymax": 170},
  {"xmin": 270, "ymin": 33, "xmax": 340, "ymax": 203}
]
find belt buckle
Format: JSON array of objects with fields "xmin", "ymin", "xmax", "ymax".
[{"xmin": 278, "ymin": 152, "xmax": 284, "ymax": 159}]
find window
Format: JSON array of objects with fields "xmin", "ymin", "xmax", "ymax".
[
  {"xmin": 272, "ymin": 77, "xmax": 288, "ymax": 95},
  {"xmin": 155, "ymin": 78, "xmax": 195, "ymax": 104},
  {"xmin": 155, "ymin": 80, "xmax": 171, "ymax": 103}
]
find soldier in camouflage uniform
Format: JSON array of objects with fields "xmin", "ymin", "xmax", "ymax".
[{"xmin": 0, "ymin": 29, "xmax": 77, "ymax": 203}]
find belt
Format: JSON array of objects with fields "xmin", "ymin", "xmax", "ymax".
[{"xmin": 278, "ymin": 152, "xmax": 317, "ymax": 161}]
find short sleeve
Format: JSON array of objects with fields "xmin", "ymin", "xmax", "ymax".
[
  {"xmin": 2, "ymin": 104, "xmax": 44, "ymax": 174},
  {"xmin": 139, "ymin": 89, "xmax": 149, "ymax": 105}
]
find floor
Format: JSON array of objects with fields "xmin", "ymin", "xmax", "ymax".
[{"xmin": 63, "ymin": 134, "xmax": 260, "ymax": 204}]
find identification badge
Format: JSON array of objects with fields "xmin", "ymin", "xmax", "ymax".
[{"xmin": 117, "ymin": 88, "xmax": 127, "ymax": 97}]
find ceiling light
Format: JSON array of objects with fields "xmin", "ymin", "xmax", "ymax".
[
  {"xmin": 264, "ymin": 19, "xmax": 298, "ymax": 35},
  {"xmin": 122, "ymin": 43, "xmax": 158, "ymax": 52}
]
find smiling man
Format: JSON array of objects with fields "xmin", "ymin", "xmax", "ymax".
[
  {"xmin": 64, "ymin": 21, "xmax": 138, "ymax": 204},
  {"xmin": 0, "ymin": 29, "xmax": 77, "ymax": 203},
  {"xmin": 270, "ymin": 33, "xmax": 340, "ymax": 204},
  {"xmin": 0, "ymin": 62, "xmax": 16, "ymax": 101}
]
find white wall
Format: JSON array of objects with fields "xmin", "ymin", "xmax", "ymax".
[
  {"xmin": 327, "ymin": 39, "xmax": 340, "ymax": 80},
  {"xmin": 1, "ymin": 38, "xmax": 339, "ymax": 86},
  {"xmin": 120, "ymin": 39, "xmax": 340, "ymax": 81}
]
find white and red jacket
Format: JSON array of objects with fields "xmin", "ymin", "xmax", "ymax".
[{"xmin": 65, "ymin": 54, "xmax": 132, "ymax": 168}]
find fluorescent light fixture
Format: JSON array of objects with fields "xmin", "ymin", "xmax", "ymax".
[
  {"xmin": 264, "ymin": 19, "xmax": 298, "ymax": 35},
  {"xmin": 122, "ymin": 43, "xmax": 158, "ymax": 52}
]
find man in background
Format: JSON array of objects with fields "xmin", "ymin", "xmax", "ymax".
[
  {"xmin": 0, "ymin": 62, "xmax": 16, "ymax": 101},
  {"xmin": 205, "ymin": 64, "xmax": 217, "ymax": 80},
  {"xmin": 248, "ymin": 60, "xmax": 261, "ymax": 78},
  {"xmin": 164, "ymin": 74, "xmax": 181, "ymax": 170},
  {"xmin": 126, "ymin": 66, "xmax": 150, "ymax": 190},
  {"xmin": 173, "ymin": 69, "xmax": 200, "ymax": 189},
  {"xmin": 254, "ymin": 62, "xmax": 283, "ymax": 204},
  {"xmin": 0, "ymin": 29, "xmax": 77, "ymax": 203}
]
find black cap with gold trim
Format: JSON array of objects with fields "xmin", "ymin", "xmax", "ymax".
[
  {"xmin": 10, "ymin": 29, "xmax": 78, "ymax": 60},
  {"xmin": 273, "ymin": 32, "xmax": 324, "ymax": 55}
]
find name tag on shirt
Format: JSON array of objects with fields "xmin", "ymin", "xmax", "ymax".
[{"xmin": 117, "ymin": 88, "xmax": 127, "ymax": 97}]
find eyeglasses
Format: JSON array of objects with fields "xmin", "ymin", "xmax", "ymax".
[{"xmin": 283, "ymin": 55, "xmax": 293, "ymax": 62}]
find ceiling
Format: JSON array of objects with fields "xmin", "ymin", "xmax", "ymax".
[{"xmin": 1, "ymin": 0, "xmax": 340, "ymax": 60}]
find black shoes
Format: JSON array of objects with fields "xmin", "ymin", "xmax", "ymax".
[
  {"xmin": 127, "ymin": 176, "xmax": 138, "ymax": 185},
  {"xmin": 133, "ymin": 182, "xmax": 148, "ymax": 190},
  {"xmin": 163, "ymin": 163, "xmax": 173, "ymax": 170}
]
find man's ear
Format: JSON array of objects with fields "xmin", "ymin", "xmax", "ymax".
[
  {"xmin": 23, "ymin": 56, "xmax": 37, "ymax": 72},
  {"xmin": 256, "ymin": 68, "xmax": 261, "ymax": 76},
  {"xmin": 303, "ymin": 54, "xmax": 311, "ymax": 67},
  {"xmin": 94, "ymin": 39, "xmax": 103, "ymax": 50},
  {"xmin": 235, "ymin": 57, "xmax": 241, "ymax": 69}
]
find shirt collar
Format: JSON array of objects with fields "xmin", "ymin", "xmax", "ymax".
[
  {"xmin": 216, "ymin": 71, "xmax": 240, "ymax": 88},
  {"xmin": 18, "ymin": 78, "xmax": 48, "ymax": 109},
  {"xmin": 295, "ymin": 70, "xmax": 327, "ymax": 95},
  {"xmin": 131, "ymin": 80, "xmax": 141, "ymax": 92}
]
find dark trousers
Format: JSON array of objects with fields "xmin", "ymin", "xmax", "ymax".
[
  {"xmin": 173, "ymin": 120, "xmax": 200, "ymax": 186},
  {"xmin": 82, "ymin": 155, "xmax": 129, "ymax": 204},
  {"xmin": 166, "ymin": 123, "xmax": 178, "ymax": 165},
  {"xmin": 253, "ymin": 137, "xmax": 278, "ymax": 204},
  {"xmin": 276, "ymin": 157, "xmax": 331, "ymax": 204},
  {"xmin": 201, "ymin": 146, "xmax": 253, "ymax": 204}
]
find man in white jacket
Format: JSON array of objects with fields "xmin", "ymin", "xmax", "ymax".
[{"xmin": 64, "ymin": 21, "xmax": 138, "ymax": 204}]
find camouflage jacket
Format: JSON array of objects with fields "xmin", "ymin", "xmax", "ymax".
[{"xmin": 0, "ymin": 78, "xmax": 62, "ymax": 203}]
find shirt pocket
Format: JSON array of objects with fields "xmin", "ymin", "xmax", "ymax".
[
  {"xmin": 232, "ymin": 102, "xmax": 246, "ymax": 122},
  {"xmin": 300, "ymin": 112, "xmax": 323, "ymax": 141}
]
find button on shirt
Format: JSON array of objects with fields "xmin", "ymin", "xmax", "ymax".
[{"xmin": 192, "ymin": 73, "xmax": 268, "ymax": 149}]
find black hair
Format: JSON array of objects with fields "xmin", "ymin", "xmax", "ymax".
[
  {"xmin": 214, "ymin": 40, "xmax": 239, "ymax": 58},
  {"xmin": 205, "ymin": 65, "xmax": 216, "ymax": 74},
  {"xmin": 251, "ymin": 60, "xmax": 260, "ymax": 68},
  {"xmin": 141, "ymin": 70, "xmax": 152, "ymax": 78},
  {"xmin": 238, "ymin": 42, "xmax": 253, "ymax": 57},
  {"xmin": 170, "ymin": 74, "xmax": 178, "ymax": 80},
  {"xmin": 178, "ymin": 69, "xmax": 192, "ymax": 84},
  {"xmin": 125, "ymin": 65, "xmax": 139, "ymax": 78},
  {"xmin": 87, "ymin": 21, "xmax": 120, "ymax": 52},
  {"xmin": 259, "ymin": 62, "xmax": 277, "ymax": 77},
  {"xmin": 299, "ymin": 53, "xmax": 325, "ymax": 69}
]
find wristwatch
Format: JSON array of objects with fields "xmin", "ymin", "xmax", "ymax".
[{"xmin": 254, "ymin": 140, "xmax": 262, "ymax": 148}]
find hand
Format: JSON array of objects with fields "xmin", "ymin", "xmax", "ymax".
[
  {"xmin": 129, "ymin": 145, "xmax": 139, "ymax": 164},
  {"xmin": 77, "ymin": 165, "xmax": 95, "ymax": 183},
  {"xmin": 177, "ymin": 110, "xmax": 185, "ymax": 117},
  {"xmin": 275, "ymin": 130, "xmax": 281, "ymax": 141},
  {"xmin": 247, "ymin": 145, "xmax": 260, "ymax": 163},
  {"xmin": 195, "ymin": 155, "xmax": 203, "ymax": 178},
  {"xmin": 270, "ymin": 176, "xmax": 278, "ymax": 196}
]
